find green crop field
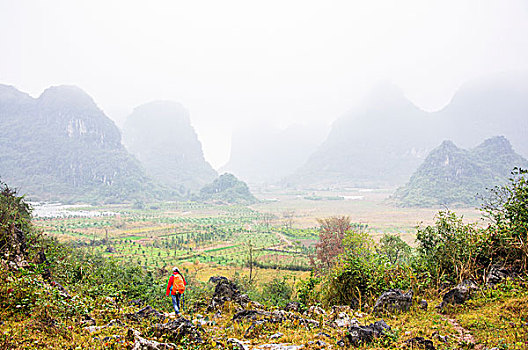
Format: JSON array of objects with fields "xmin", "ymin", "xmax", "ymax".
[{"xmin": 33, "ymin": 188, "xmax": 481, "ymax": 283}]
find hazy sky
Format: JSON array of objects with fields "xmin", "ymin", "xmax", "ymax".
[{"xmin": 1, "ymin": 0, "xmax": 528, "ymax": 168}]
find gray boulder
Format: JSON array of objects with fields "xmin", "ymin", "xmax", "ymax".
[
  {"xmin": 487, "ymin": 265, "xmax": 516, "ymax": 286},
  {"xmin": 438, "ymin": 280, "xmax": 478, "ymax": 310},
  {"xmin": 208, "ymin": 278, "xmax": 251, "ymax": 309},
  {"xmin": 339, "ymin": 320, "xmax": 391, "ymax": 346},
  {"xmin": 124, "ymin": 305, "xmax": 165, "ymax": 322},
  {"xmin": 152, "ymin": 317, "xmax": 203, "ymax": 343},
  {"xmin": 404, "ymin": 336, "xmax": 436, "ymax": 349},
  {"xmin": 373, "ymin": 289, "xmax": 413, "ymax": 314},
  {"xmin": 284, "ymin": 301, "xmax": 300, "ymax": 312}
]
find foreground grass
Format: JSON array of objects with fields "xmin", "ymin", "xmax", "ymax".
[{"xmin": 2, "ymin": 274, "xmax": 527, "ymax": 349}]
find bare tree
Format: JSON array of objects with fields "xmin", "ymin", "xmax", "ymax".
[
  {"xmin": 260, "ymin": 212, "xmax": 275, "ymax": 232},
  {"xmin": 282, "ymin": 210, "xmax": 295, "ymax": 229},
  {"xmin": 246, "ymin": 240, "xmax": 259, "ymax": 283}
]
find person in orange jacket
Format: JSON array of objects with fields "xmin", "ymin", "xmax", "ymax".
[{"xmin": 166, "ymin": 267, "xmax": 187, "ymax": 314}]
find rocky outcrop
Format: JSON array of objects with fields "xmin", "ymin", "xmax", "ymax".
[
  {"xmin": 404, "ymin": 336, "xmax": 436, "ymax": 349},
  {"xmin": 328, "ymin": 306, "xmax": 358, "ymax": 328},
  {"xmin": 438, "ymin": 280, "xmax": 478, "ymax": 310},
  {"xmin": 283, "ymin": 301, "xmax": 300, "ymax": 313},
  {"xmin": 152, "ymin": 317, "xmax": 204, "ymax": 344},
  {"xmin": 124, "ymin": 306, "xmax": 165, "ymax": 322},
  {"xmin": 127, "ymin": 328, "xmax": 176, "ymax": 350},
  {"xmin": 373, "ymin": 289, "xmax": 413, "ymax": 314},
  {"xmin": 486, "ymin": 265, "xmax": 516, "ymax": 286},
  {"xmin": 209, "ymin": 278, "xmax": 251, "ymax": 309},
  {"xmin": 339, "ymin": 320, "xmax": 391, "ymax": 346}
]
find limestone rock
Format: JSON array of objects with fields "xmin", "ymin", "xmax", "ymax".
[
  {"xmin": 404, "ymin": 336, "xmax": 436, "ymax": 350},
  {"xmin": 438, "ymin": 280, "xmax": 478, "ymax": 310},
  {"xmin": 152, "ymin": 317, "xmax": 203, "ymax": 343},
  {"xmin": 124, "ymin": 306, "xmax": 165, "ymax": 322},
  {"xmin": 340, "ymin": 320, "xmax": 391, "ymax": 346},
  {"xmin": 373, "ymin": 289, "xmax": 413, "ymax": 314}
]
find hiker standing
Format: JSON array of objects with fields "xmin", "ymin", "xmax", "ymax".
[{"xmin": 166, "ymin": 267, "xmax": 187, "ymax": 314}]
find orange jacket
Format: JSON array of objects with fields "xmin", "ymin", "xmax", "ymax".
[{"xmin": 166, "ymin": 272, "xmax": 186, "ymax": 296}]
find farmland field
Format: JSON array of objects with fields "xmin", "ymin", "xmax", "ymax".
[{"xmin": 33, "ymin": 188, "xmax": 481, "ymax": 283}]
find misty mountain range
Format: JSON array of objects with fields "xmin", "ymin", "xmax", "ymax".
[
  {"xmin": 283, "ymin": 72, "xmax": 528, "ymax": 188},
  {"xmin": 221, "ymin": 123, "xmax": 328, "ymax": 183},
  {"xmin": 0, "ymin": 72, "xmax": 527, "ymax": 203}
]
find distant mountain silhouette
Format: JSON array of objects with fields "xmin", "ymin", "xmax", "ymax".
[
  {"xmin": 288, "ymin": 73, "xmax": 528, "ymax": 188},
  {"xmin": 393, "ymin": 136, "xmax": 528, "ymax": 207},
  {"xmin": 221, "ymin": 123, "xmax": 328, "ymax": 184},
  {"xmin": 0, "ymin": 84, "xmax": 162, "ymax": 203},
  {"xmin": 122, "ymin": 101, "xmax": 217, "ymax": 193}
]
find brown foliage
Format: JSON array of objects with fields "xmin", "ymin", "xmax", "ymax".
[{"xmin": 312, "ymin": 216, "xmax": 351, "ymax": 273}]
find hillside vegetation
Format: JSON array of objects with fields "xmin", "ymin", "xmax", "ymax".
[
  {"xmin": 0, "ymin": 85, "xmax": 164, "ymax": 203},
  {"xmin": 394, "ymin": 136, "xmax": 528, "ymax": 206},
  {"xmin": 197, "ymin": 173, "xmax": 258, "ymax": 205},
  {"xmin": 1, "ymin": 169, "xmax": 527, "ymax": 349}
]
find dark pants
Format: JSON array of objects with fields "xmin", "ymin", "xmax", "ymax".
[{"xmin": 171, "ymin": 293, "xmax": 184, "ymax": 313}]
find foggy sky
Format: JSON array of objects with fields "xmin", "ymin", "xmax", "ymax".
[{"xmin": 1, "ymin": 0, "xmax": 528, "ymax": 168}]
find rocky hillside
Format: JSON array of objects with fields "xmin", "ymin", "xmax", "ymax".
[
  {"xmin": 0, "ymin": 84, "xmax": 161, "ymax": 203},
  {"xmin": 122, "ymin": 101, "xmax": 217, "ymax": 193},
  {"xmin": 393, "ymin": 136, "xmax": 528, "ymax": 206},
  {"xmin": 289, "ymin": 73, "xmax": 528, "ymax": 189}
]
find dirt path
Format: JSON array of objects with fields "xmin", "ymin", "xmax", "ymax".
[{"xmin": 443, "ymin": 316, "xmax": 484, "ymax": 350}]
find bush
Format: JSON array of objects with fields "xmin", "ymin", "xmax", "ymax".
[
  {"xmin": 415, "ymin": 210, "xmax": 480, "ymax": 285},
  {"xmin": 481, "ymin": 168, "xmax": 528, "ymax": 269},
  {"xmin": 296, "ymin": 274, "xmax": 321, "ymax": 308},
  {"xmin": 377, "ymin": 233, "xmax": 412, "ymax": 265},
  {"xmin": 0, "ymin": 183, "xmax": 34, "ymax": 259},
  {"xmin": 322, "ymin": 228, "xmax": 412, "ymax": 308},
  {"xmin": 261, "ymin": 277, "xmax": 293, "ymax": 307}
]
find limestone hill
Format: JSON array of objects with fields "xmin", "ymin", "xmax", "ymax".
[
  {"xmin": 393, "ymin": 136, "xmax": 528, "ymax": 206},
  {"xmin": 289, "ymin": 73, "xmax": 528, "ymax": 189},
  {"xmin": 122, "ymin": 101, "xmax": 217, "ymax": 193},
  {"xmin": 0, "ymin": 84, "xmax": 162, "ymax": 203},
  {"xmin": 198, "ymin": 173, "xmax": 257, "ymax": 204}
]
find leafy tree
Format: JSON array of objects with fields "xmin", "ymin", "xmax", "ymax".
[
  {"xmin": 377, "ymin": 233, "xmax": 412, "ymax": 265},
  {"xmin": 481, "ymin": 167, "xmax": 528, "ymax": 269},
  {"xmin": 415, "ymin": 211, "xmax": 480, "ymax": 284},
  {"xmin": 0, "ymin": 183, "xmax": 33, "ymax": 259}
]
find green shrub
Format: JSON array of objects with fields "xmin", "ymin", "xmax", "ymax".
[
  {"xmin": 296, "ymin": 274, "xmax": 321, "ymax": 308},
  {"xmin": 481, "ymin": 168, "xmax": 528, "ymax": 269},
  {"xmin": 0, "ymin": 183, "xmax": 34, "ymax": 259},
  {"xmin": 322, "ymin": 229, "xmax": 412, "ymax": 308},
  {"xmin": 377, "ymin": 233, "xmax": 412, "ymax": 265},
  {"xmin": 415, "ymin": 210, "xmax": 481, "ymax": 285},
  {"xmin": 261, "ymin": 277, "xmax": 293, "ymax": 307}
]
